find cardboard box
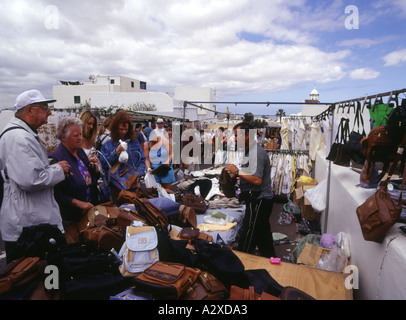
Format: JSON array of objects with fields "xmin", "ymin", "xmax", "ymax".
[
  {"xmin": 293, "ymin": 184, "xmax": 320, "ymax": 221},
  {"xmin": 296, "ymin": 178, "xmax": 318, "ymax": 189},
  {"xmin": 297, "ymin": 243, "xmax": 350, "ymax": 273}
]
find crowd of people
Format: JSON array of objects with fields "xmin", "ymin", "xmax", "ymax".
[{"xmin": 0, "ymin": 89, "xmax": 278, "ymax": 263}]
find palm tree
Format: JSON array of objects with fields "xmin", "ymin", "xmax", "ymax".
[{"xmin": 276, "ymin": 109, "xmax": 286, "ymax": 123}]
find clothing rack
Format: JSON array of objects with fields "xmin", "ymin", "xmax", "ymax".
[{"xmin": 266, "ymin": 149, "xmax": 309, "ymax": 155}]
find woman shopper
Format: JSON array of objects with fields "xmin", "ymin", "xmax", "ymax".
[
  {"xmin": 79, "ymin": 110, "xmax": 98, "ymax": 156},
  {"xmin": 147, "ymin": 119, "xmax": 175, "ymax": 190},
  {"xmin": 49, "ymin": 117, "xmax": 100, "ymax": 225},
  {"xmin": 100, "ymin": 110, "xmax": 146, "ymax": 202}
]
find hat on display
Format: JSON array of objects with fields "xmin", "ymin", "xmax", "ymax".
[
  {"xmin": 156, "ymin": 118, "xmax": 164, "ymax": 123},
  {"xmin": 15, "ymin": 89, "xmax": 57, "ymax": 110}
]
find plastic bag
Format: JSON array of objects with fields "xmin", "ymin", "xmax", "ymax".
[
  {"xmin": 304, "ymin": 179, "xmax": 327, "ymax": 212},
  {"xmin": 316, "ymin": 246, "xmax": 347, "ymax": 273},
  {"xmin": 203, "ymin": 210, "xmax": 236, "ymax": 225},
  {"xmin": 118, "ymin": 140, "xmax": 129, "ymax": 163},
  {"xmin": 144, "ymin": 172, "xmax": 157, "ymax": 188}
]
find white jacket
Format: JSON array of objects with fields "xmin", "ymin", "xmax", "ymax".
[{"xmin": 0, "ymin": 117, "xmax": 65, "ymax": 241}]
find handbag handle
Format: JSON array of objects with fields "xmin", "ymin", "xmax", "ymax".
[{"xmin": 352, "ymin": 101, "xmax": 366, "ymax": 136}]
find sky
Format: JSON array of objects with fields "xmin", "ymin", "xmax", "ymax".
[{"xmin": 0, "ymin": 0, "xmax": 405, "ymax": 116}]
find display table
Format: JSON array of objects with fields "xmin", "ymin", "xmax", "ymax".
[{"xmin": 234, "ymin": 250, "xmax": 352, "ymax": 300}]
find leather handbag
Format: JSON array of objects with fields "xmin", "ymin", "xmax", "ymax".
[
  {"xmin": 134, "ymin": 197, "xmax": 169, "ymax": 229},
  {"xmin": 181, "ymin": 271, "xmax": 227, "ymax": 300},
  {"xmin": 219, "ymin": 168, "xmax": 237, "ymax": 198},
  {"xmin": 78, "ymin": 202, "xmax": 122, "ymax": 231},
  {"xmin": 177, "ymin": 227, "xmax": 213, "ymax": 243},
  {"xmin": 356, "ymin": 147, "xmax": 406, "ymax": 242},
  {"xmin": 229, "ymin": 285, "xmax": 280, "ymax": 300},
  {"xmin": 326, "ymin": 118, "xmax": 351, "ymax": 166},
  {"xmin": 80, "ymin": 225, "xmax": 125, "ymax": 252},
  {"xmin": 110, "ymin": 162, "xmax": 140, "ymax": 191},
  {"xmin": 182, "ymin": 193, "xmax": 209, "ymax": 214},
  {"xmin": 0, "ymin": 257, "xmax": 43, "ymax": 296},
  {"xmin": 387, "ymin": 98, "xmax": 406, "ymax": 143},
  {"xmin": 132, "ymin": 261, "xmax": 200, "ymax": 299},
  {"xmin": 178, "ymin": 205, "xmax": 197, "ymax": 228},
  {"xmin": 343, "ymin": 102, "xmax": 367, "ymax": 165},
  {"xmin": 117, "ymin": 190, "xmax": 169, "ymax": 228}
]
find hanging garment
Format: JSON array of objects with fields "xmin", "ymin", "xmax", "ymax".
[
  {"xmin": 280, "ymin": 119, "xmax": 290, "ymax": 150},
  {"xmin": 309, "ymin": 121, "xmax": 322, "ymax": 161},
  {"xmin": 295, "ymin": 119, "xmax": 307, "ymax": 151}
]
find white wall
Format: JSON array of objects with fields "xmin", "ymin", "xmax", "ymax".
[
  {"xmin": 90, "ymin": 92, "xmax": 175, "ymax": 111},
  {"xmin": 314, "ymin": 150, "xmax": 406, "ymax": 300},
  {"xmin": 174, "ymin": 86, "xmax": 216, "ymax": 116}
]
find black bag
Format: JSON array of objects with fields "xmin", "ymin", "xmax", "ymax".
[
  {"xmin": 241, "ymin": 269, "xmax": 284, "ymax": 297},
  {"xmin": 326, "ymin": 118, "xmax": 351, "ymax": 166},
  {"xmin": 47, "ymin": 243, "xmax": 130, "ymax": 300},
  {"xmin": 151, "ymin": 164, "xmax": 171, "ymax": 177},
  {"xmin": 387, "ymin": 98, "xmax": 406, "ymax": 144},
  {"xmin": 192, "ymin": 239, "xmax": 245, "ymax": 288},
  {"xmin": 344, "ymin": 102, "xmax": 367, "ymax": 165},
  {"xmin": 14, "ymin": 224, "xmax": 66, "ymax": 261}
]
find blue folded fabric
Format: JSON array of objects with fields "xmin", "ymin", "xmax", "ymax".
[{"xmin": 149, "ymin": 197, "xmax": 180, "ymax": 216}]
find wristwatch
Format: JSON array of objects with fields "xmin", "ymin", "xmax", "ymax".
[{"xmin": 235, "ymin": 170, "xmax": 239, "ymax": 177}]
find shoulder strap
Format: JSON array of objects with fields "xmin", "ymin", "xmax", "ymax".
[{"xmin": 0, "ymin": 126, "xmax": 28, "ymax": 139}]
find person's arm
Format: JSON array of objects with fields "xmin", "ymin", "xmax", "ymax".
[
  {"xmin": 224, "ymin": 164, "xmax": 262, "ymax": 186},
  {"xmin": 7, "ymin": 135, "xmax": 65, "ymax": 191}
]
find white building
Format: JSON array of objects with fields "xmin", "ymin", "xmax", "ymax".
[
  {"xmin": 52, "ymin": 75, "xmax": 217, "ymax": 123},
  {"xmin": 301, "ymin": 88, "xmax": 330, "ymax": 116}
]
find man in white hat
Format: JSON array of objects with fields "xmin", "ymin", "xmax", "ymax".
[{"xmin": 0, "ymin": 89, "xmax": 71, "ymax": 262}]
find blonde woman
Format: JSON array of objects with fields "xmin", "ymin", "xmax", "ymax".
[{"xmin": 79, "ymin": 110, "xmax": 98, "ymax": 156}]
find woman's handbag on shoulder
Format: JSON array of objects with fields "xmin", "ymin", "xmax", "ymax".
[{"xmin": 110, "ymin": 162, "xmax": 140, "ymax": 191}]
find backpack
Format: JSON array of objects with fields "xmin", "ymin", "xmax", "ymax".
[{"xmin": 0, "ymin": 126, "xmax": 28, "ymax": 208}]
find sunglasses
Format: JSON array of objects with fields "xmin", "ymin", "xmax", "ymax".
[{"xmin": 31, "ymin": 103, "xmax": 52, "ymax": 111}]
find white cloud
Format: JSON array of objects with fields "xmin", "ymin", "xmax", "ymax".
[
  {"xmin": 383, "ymin": 49, "xmax": 406, "ymax": 66},
  {"xmin": 349, "ymin": 68, "xmax": 380, "ymax": 80},
  {"xmin": 0, "ymin": 0, "xmax": 402, "ymax": 108}
]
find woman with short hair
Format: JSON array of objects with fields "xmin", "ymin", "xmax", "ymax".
[{"xmin": 49, "ymin": 117, "xmax": 100, "ymax": 224}]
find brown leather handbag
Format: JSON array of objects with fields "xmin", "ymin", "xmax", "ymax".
[
  {"xmin": 0, "ymin": 257, "xmax": 43, "ymax": 296},
  {"xmin": 229, "ymin": 285, "xmax": 280, "ymax": 300},
  {"xmin": 132, "ymin": 261, "xmax": 200, "ymax": 299},
  {"xmin": 80, "ymin": 225, "xmax": 125, "ymax": 252},
  {"xmin": 178, "ymin": 205, "xmax": 197, "ymax": 228},
  {"xmin": 182, "ymin": 271, "xmax": 227, "ymax": 300},
  {"xmin": 78, "ymin": 202, "xmax": 121, "ymax": 231},
  {"xmin": 356, "ymin": 150, "xmax": 406, "ymax": 242},
  {"xmin": 182, "ymin": 193, "xmax": 209, "ymax": 214}
]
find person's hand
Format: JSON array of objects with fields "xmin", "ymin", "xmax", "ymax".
[
  {"xmin": 57, "ymin": 161, "xmax": 72, "ymax": 177},
  {"xmin": 225, "ymin": 164, "xmax": 238, "ymax": 177},
  {"xmin": 72, "ymin": 199, "xmax": 94, "ymax": 211},
  {"xmin": 115, "ymin": 145, "xmax": 125, "ymax": 154},
  {"xmin": 88, "ymin": 154, "xmax": 100, "ymax": 172}
]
